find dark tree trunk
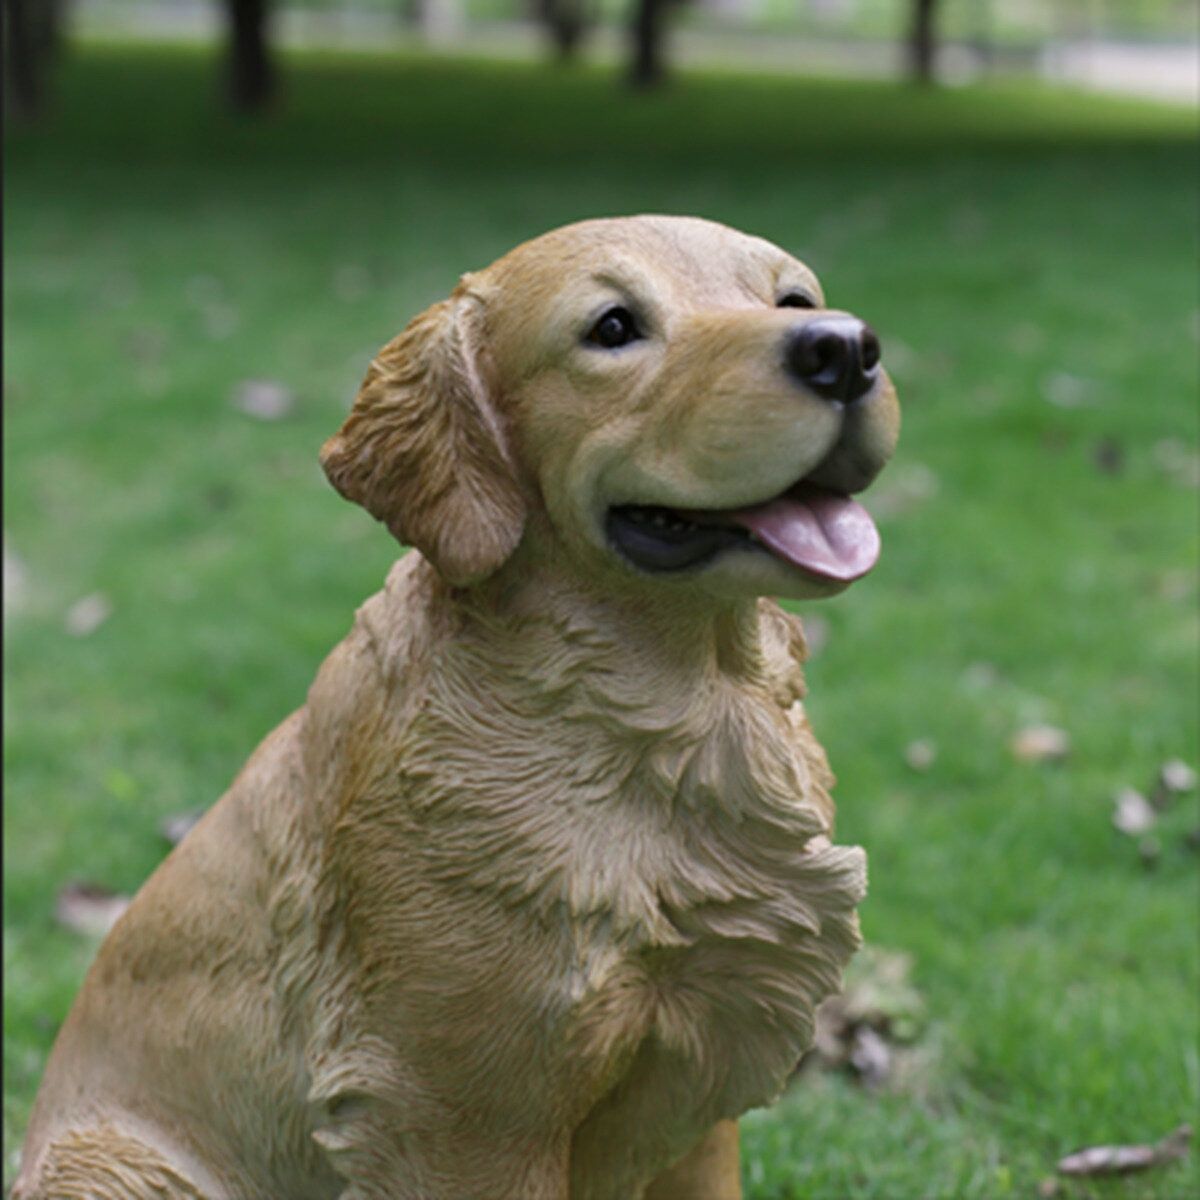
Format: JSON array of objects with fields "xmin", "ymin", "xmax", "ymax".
[
  {"xmin": 36, "ymin": 0, "xmax": 65, "ymax": 58},
  {"xmin": 5, "ymin": 0, "xmax": 45, "ymax": 119},
  {"xmin": 539, "ymin": 0, "xmax": 586, "ymax": 60},
  {"xmin": 909, "ymin": 0, "xmax": 938, "ymax": 85},
  {"xmin": 223, "ymin": 0, "xmax": 274, "ymax": 113},
  {"xmin": 629, "ymin": 0, "xmax": 667, "ymax": 88}
]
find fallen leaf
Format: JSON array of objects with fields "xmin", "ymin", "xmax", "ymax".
[
  {"xmin": 1041, "ymin": 372, "xmax": 1097, "ymax": 409},
  {"xmin": 961, "ymin": 661, "xmax": 999, "ymax": 691},
  {"xmin": 971, "ymin": 383, "xmax": 1000, "ymax": 410},
  {"xmin": 65, "ymin": 592, "xmax": 112, "ymax": 637},
  {"xmin": 1154, "ymin": 569, "xmax": 1195, "ymax": 603},
  {"xmin": 122, "ymin": 326, "xmax": 166, "ymax": 366},
  {"xmin": 1008, "ymin": 322, "xmax": 1044, "ymax": 355},
  {"xmin": 204, "ymin": 484, "xmax": 234, "ymax": 512},
  {"xmin": 160, "ymin": 809, "xmax": 205, "ymax": 846},
  {"xmin": 333, "ymin": 264, "xmax": 371, "ymax": 302},
  {"xmin": 865, "ymin": 462, "xmax": 939, "ymax": 519},
  {"xmin": 202, "ymin": 304, "xmax": 239, "ymax": 341},
  {"xmin": 55, "ymin": 882, "xmax": 131, "ymax": 938},
  {"xmin": 4, "ymin": 536, "xmax": 29, "ymax": 618},
  {"xmin": 878, "ymin": 336, "xmax": 916, "ymax": 378},
  {"xmin": 1112, "ymin": 787, "xmax": 1156, "ymax": 836},
  {"xmin": 847, "ymin": 1025, "xmax": 891, "ymax": 1088},
  {"xmin": 1154, "ymin": 438, "xmax": 1200, "ymax": 489},
  {"xmin": 1158, "ymin": 759, "xmax": 1196, "ymax": 797},
  {"xmin": 1092, "ymin": 437, "xmax": 1124, "ymax": 475},
  {"xmin": 807, "ymin": 944, "xmax": 925, "ymax": 1089},
  {"xmin": 1011, "ymin": 724, "xmax": 1070, "ymax": 764},
  {"xmin": 184, "ymin": 274, "xmax": 223, "ymax": 306},
  {"xmin": 1057, "ymin": 1124, "xmax": 1191, "ymax": 1177},
  {"xmin": 904, "ymin": 739, "xmax": 937, "ymax": 771},
  {"xmin": 801, "ymin": 613, "xmax": 830, "ymax": 658},
  {"xmin": 231, "ymin": 379, "xmax": 294, "ymax": 421}
]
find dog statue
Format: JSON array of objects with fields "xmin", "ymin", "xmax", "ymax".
[{"xmin": 14, "ymin": 216, "xmax": 899, "ymax": 1199}]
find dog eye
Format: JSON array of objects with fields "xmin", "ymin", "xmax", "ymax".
[
  {"xmin": 777, "ymin": 292, "xmax": 816, "ymax": 310},
  {"xmin": 587, "ymin": 307, "xmax": 641, "ymax": 349}
]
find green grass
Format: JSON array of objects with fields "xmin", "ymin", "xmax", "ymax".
[{"xmin": 5, "ymin": 42, "xmax": 1198, "ymax": 1198}]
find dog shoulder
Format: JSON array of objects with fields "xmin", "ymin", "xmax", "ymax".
[{"xmin": 300, "ymin": 553, "xmax": 447, "ymax": 811}]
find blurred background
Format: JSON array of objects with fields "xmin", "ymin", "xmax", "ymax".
[
  {"xmin": 4, "ymin": 2, "xmax": 1198, "ymax": 1197},
  {"xmin": 7, "ymin": 0, "xmax": 1200, "ymax": 105}
]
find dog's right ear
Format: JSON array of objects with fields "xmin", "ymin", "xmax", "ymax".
[{"xmin": 320, "ymin": 291, "xmax": 526, "ymax": 586}]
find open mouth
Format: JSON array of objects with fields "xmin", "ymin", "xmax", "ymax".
[{"xmin": 607, "ymin": 481, "xmax": 880, "ymax": 581}]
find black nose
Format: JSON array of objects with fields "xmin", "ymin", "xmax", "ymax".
[{"xmin": 784, "ymin": 317, "xmax": 881, "ymax": 403}]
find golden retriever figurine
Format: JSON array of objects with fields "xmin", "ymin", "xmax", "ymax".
[{"xmin": 15, "ymin": 216, "xmax": 899, "ymax": 1200}]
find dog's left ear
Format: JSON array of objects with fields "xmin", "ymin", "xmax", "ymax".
[{"xmin": 320, "ymin": 287, "xmax": 526, "ymax": 586}]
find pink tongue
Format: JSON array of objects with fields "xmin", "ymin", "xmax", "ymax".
[{"xmin": 724, "ymin": 485, "xmax": 880, "ymax": 582}]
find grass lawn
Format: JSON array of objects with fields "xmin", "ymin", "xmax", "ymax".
[{"xmin": 4, "ymin": 42, "xmax": 1198, "ymax": 1198}]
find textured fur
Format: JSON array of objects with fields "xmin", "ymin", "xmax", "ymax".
[{"xmin": 15, "ymin": 216, "xmax": 899, "ymax": 1199}]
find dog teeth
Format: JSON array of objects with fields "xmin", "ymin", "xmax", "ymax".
[{"xmin": 624, "ymin": 507, "xmax": 697, "ymax": 535}]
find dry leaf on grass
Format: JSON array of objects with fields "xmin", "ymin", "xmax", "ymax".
[
  {"xmin": 160, "ymin": 809, "xmax": 205, "ymax": 846},
  {"xmin": 845, "ymin": 1024, "xmax": 891, "ymax": 1088},
  {"xmin": 961, "ymin": 661, "xmax": 999, "ymax": 691},
  {"xmin": 1157, "ymin": 758, "xmax": 1196, "ymax": 801},
  {"xmin": 4, "ymin": 537, "xmax": 29, "ymax": 618},
  {"xmin": 55, "ymin": 882, "xmax": 131, "ymax": 938},
  {"xmin": 1154, "ymin": 438, "xmax": 1200, "ymax": 489},
  {"xmin": 202, "ymin": 304, "xmax": 239, "ymax": 341},
  {"xmin": 122, "ymin": 326, "xmax": 166, "ymax": 366},
  {"xmin": 231, "ymin": 379, "xmax": 294, "ymax": 421},
  {"xmin": 65, "ymin": 593, "xmax": 112, "ymax": 637},
  {"xmin": 800, "ymin": 613, "xmax": 830, "ymax": 658},
  {"xmin": 184, "ymin": 275, "xmax": 238, "ymax": 340},
  {"xmin": 333, "ymin": 264, "xmax": 371, "ymax": 303},
  {"xmin": 863, "ymin": 462, "xmax": 939, "ymax": 519},
  {"xmin": 1092, "ymin": 437, "xmax": 1125, "ymax": 475},
  {"xmin": 1041, "ymin": 371, "xmax": 1097, "ymax": 409},
  {"xmin": 904, "ymin": 739, "xmax": 937, "ymax": 771},
  {"xmin": 1057, "ymin": 1124, "xmax": 1191, "ymax": 1177},
  {"xmin": 1010, "ymin": 724, "xmax": 1071, "ymax": 764},
  {"xmin": 1112, "ymin": 787, "xmax": 1156, "ymax": 836},
  {"xmin": 1137, "ymin": 836, "xmax": 1162, "ymax": 869},
  {"xmin": 807, "ymin": 945, "xmax": 925, "ymax": 1089}
]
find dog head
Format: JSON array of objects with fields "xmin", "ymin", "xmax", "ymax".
[{"xmin": 322, "ymin": 216, "xmax": 899, "ymax": 599}]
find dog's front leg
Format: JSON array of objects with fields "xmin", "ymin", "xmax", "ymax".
[
  {"xmin": 316, "ymin": 1108, "xmax": 573, "ymax": 1200},
  {"xmin": 643, "ymin": 1121, "xmax": 741, "ymax": 1200}
]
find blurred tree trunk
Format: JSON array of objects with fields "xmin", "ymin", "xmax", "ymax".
[
  {"xmin": 969, "ymin": 0, "xmax": 994, "ymax": 76},
  {"xmin": 223, "ymin": 0, "xmax": 274, "ymax": 113},
  {"xmin": 407, "ymin": 0, "xmax": 463, "ymax": 44},
  {"xmin": 50, "ymin": 0, "xmax": 68, "ymax": 52},
  {"xmin": 538, "ymin": 0, "xmax": 587, "ymax": 60},
  {"xmin": 5, "ymin": 0, "xmax": 46, "ymax": 118},
  {"xmin": 909, "ymin": 0, "xmax": 939, "ymax": 85},
  {"xmin": 629, "ymin": 0, "xmax": 668, "ymax": 88}
]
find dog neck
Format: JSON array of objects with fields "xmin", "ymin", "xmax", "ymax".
[{"xmin": 457, "ymin": 550, "xmax": 770, "ymax": 691}]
